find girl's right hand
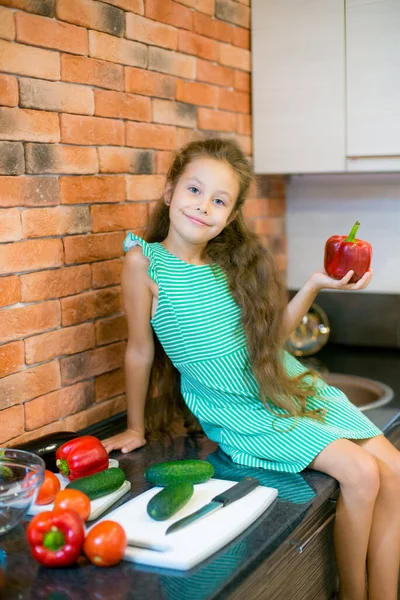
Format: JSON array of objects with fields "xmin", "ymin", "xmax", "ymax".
[{"xmin": 102, "ymin": 429, "xmax": 147, "ymax": 454}]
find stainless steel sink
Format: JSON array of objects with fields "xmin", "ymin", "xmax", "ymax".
[{"xmin": 323, "ymin": 373, "xmax": 394, "ymax": 411}]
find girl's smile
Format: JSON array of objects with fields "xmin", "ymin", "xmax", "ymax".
[{"xmin": 184, "ymin": 213, "xmax": 210, "ymax": 227}]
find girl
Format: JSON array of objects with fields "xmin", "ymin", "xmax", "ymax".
[{"xmin": 103, "ymin": 138, "xmax": 400, "ymax": 600}]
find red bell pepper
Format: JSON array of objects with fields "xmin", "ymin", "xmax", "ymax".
[
  {"xmin": 26, "ymin": 508, "xmax": 85, "ymax": 568},
  {"xmin": 324, "ymin": 221, "xmax": 372, "ymax": 283},
  {"xmin": 56, "ymin": 436, "xmax": 108, "ymax": 482}
]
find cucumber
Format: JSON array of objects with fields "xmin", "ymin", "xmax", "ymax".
[
  {"xmin": 145, "ymin": 460, "xmax": 214, "ymax": 486},
  {"xmin": 147, "ymin": 481, "xmax": 194, "ymax": 521},
  {"xmin": 66, "ymin": 467, "xmax": 125, "ymax": 500}
]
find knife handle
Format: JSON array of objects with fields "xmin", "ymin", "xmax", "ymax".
[{"xmin": 211, "ymin": 477, "xmax": 260, "ymax": 506}]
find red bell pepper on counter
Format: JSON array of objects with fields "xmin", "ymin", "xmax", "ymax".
[
  {"xmin": 26, "ymin": 509, "xmax": 85, "ymax": 568},
  {"xmin": 56, "ymin": 436, "xmax": 108, "ymax": 482},
  {"xmin": 324, "ymin": 221, "xmax": 372, "ymax": 283}
]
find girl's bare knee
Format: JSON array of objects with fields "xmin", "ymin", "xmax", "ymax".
[
  {"xmin": 308, "ymin": 439, "xmax": 380, "ymax": 500},
  {"xmin": 388, "ymin": 452, "xmax": 400, "ymax": 481},
  {"xmin": 383, "ymin": 471, "xmax": 400, "ymax": 500},
  {"xmin": 341, "ymin": 452, "xmax": 380, "ymax": 501},
  {"xmin": 378, "ymin": 456, "xmax": 400, "ymax": 498}
]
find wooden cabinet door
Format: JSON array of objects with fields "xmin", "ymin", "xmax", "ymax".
[
  {"xmin": 226, "ymin": 500, "xmax": 337, "ymax": 599},
  {"xmin": 346, "ymin": 0, "xmax": 400, "ymax": 157},
  {"xmin": 252, "ymin": 0, "xmax": 346, "ymax": 174}
]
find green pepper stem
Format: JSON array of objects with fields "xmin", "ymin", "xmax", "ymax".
[
  {"xmin": 56, "ymin": 459, "xmax": 69, "ymax": 477},
  {"xmin": 345, "ymin": 221, "xmax": 360, "ymax": 242},
  {"xmin": 43, "ymin": 529, "xmax": 65, "ymax": 552}
]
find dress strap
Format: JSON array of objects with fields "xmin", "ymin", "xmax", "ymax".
[{"xmin": 123, "ymin": 232, "xmax": 158, "ymax": 284}]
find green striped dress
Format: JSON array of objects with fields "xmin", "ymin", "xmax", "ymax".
[{"xmin": 124, "ymin": 233, "xmax": 383, "ymax": 474}]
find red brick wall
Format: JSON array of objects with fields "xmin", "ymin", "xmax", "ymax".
[{"xmin": 0, "ymin": 0, "xmax": 286, "ymax": 446}]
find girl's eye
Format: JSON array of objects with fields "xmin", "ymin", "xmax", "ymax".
[
  {"xmin": 189, "ymin": 186, "xmax": 199, "ymax": 194},
  {"xmin": 214, "ymin": 198, "xmax": 225, "ymax": 206}
]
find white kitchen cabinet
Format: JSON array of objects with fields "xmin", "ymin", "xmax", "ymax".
[
  {"xmin": 252, "ymin": 0, "xmax": 400, "ymax": 174},
  {"xmin": 346, "ymin": 0, "xmax": 400, "ymax": 157},
  {"xmin": 252, "ymin": 0, "xmax": 346, "ymax": 174}
]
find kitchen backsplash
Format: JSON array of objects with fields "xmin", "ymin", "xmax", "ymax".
[{"xmin": 286, "ymin": 173, "xmax": 400, "ymax": 294}]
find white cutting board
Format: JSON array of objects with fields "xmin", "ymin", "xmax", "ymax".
[
  {"xmin": 91, "ymin": 478, "xmax": 278, "ymax": 570},
  {"xmin": 28, "ymin": 459, "xmax": 131, "ymax": 521}
]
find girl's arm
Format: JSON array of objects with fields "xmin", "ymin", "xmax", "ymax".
[
  {"xmin": 280, "ymin": 268, "xmax": 373, "ymax": 343},
  {"xmin": 102, "ymin": 247, "xmax": 155, "ymax": 453},
  {"xmin": 280, "ymin": 277, "xmax": 320, "ymax": 344}
]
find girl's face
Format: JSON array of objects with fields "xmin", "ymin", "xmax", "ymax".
[{"xmin": 165, "ymin": 157, "xmax": 240, "ymax": 245}]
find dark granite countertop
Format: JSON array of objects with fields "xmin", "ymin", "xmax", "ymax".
[{"xmin": 2, "ymin": 344, "xmax": 399, "ymax": 600}]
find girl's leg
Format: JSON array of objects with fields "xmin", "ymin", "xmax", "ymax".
[
  {"xmin": 307, "ymin": 439, "xmax": 380, "ymax": 600},
  {"xmin": 351, "ymin": 435, "xmax": 400, "ymax": 600}
]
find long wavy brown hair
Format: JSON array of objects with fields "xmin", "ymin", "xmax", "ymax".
[{"xmin": 142, "ymin": 138, "xmax": 326, "ymax": 437}]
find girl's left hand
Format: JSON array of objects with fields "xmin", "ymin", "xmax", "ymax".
[{"xmin": 309, "ymin": 268, "xmax": 373, "ymax": 292}]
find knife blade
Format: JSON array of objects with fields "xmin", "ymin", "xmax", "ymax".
[
  {"xmin": 165, "ymin": 477, "xmax": 260, "ymax": 535},
  {"xmin": 127, "ymin": 538, "xmax": 172, "ymax": 552}
]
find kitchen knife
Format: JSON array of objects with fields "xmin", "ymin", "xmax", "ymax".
[
  {"xmin": 165, "ymin": 477, "xmax": 260, "ymax": 535},
  {"xmin": 127, "ymin": 538, "xmax": 172, "ymax": 552}
]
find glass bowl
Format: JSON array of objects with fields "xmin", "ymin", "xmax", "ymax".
[{"xmin": 0, "ymin": 449, "xmax": 45, "ymax": 535}]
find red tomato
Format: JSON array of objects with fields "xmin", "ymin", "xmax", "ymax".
[
  {"xmin": 83, "ymin": 521, "xmax": 127, "ymax": 567},
  {"xmin": 35, "ymin": 470, "xmax": 61, "ymax": 505},
  {"xmin": 54, "ymin": 489, "xmax": 91, "ymax": 522}
]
